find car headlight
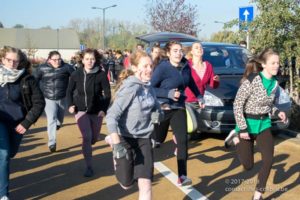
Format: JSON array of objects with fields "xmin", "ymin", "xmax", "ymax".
[{"xmin": 203, "ymin": 90, "xmax": 224, "ymax": 106}]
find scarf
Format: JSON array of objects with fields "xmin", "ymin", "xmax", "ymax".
[{"xmin": 0, "ymin": 65, "xmax": 25, "ymax": 87}]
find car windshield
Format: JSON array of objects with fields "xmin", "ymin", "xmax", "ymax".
[
  {"xmin": 202, "ymin": 46, "xmax": 251, "ymax": 68},
  {"xmin": 147, "ymin": 41, "xmax": 252, "ymax": 68}
]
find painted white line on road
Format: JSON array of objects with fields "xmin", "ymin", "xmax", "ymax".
[{"xmin": 154, "ymin": 162, "xmax": 209, "ymax": 200}]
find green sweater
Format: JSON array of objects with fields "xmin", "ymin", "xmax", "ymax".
[{"xmin": 235, "ymin": 72, "xmax": 276, "ymax": 134}]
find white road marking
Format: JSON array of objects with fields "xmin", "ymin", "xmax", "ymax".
[{"xmin": 154, "ymin": 162, "xmax": 209, "ymax": 200}]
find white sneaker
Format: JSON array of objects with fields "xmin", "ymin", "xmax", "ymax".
[
  {"xmin": 0, "ymin": 196, "xmax": 9, "ymax": 200},
  {"xmin": 224, "ymin": 129, "xmax": 237, "ymax": 148},
  {"xmin": 177, "ymin": 175, "xmax": 192, "ymax": 186}
]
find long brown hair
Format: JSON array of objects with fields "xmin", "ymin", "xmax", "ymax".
[
  {"xmin": 240, "ymin": 58, "xmax": 262, "ymax": 84},
  {"xmin": 112, "ymin": 69, "xmax": 135, "ymax": 101},
  {"xmin": 241, "ymin": 48, "xmax": 279, "ymax": 84}
]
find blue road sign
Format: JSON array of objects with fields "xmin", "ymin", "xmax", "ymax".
[
  {"xmin": 239, "ymin": 6, "xmax": 254, "ymax": 31},
  {"xmin": 80, "ymin": 44, "xmax": 85, "ymax": 51}
]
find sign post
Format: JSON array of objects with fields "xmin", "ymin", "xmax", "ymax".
[{"xmin": 239, "ymin": 6, "xmax": 254, "ymax": 49}]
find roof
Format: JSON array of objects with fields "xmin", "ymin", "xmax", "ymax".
[
  {"xmin": 136, "ymin": 32, "xmax": 200, "ymax": 44},
  {"xmin": 0, "ymin": 28, "xmax": 80, "ymax": 49}
]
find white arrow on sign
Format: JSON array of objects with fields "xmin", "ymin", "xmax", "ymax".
[{"xmin": 243, "ymin": 9, "xmax": 250, "ymax": 21}]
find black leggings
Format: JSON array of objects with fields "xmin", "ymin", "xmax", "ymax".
[
  {"xmin": 152, "ymin": 109, "xmax": 188, "ymax": 177},
  {"xmin": 236, "ymin": 128, "xmax": 274, "ymax": 193}
]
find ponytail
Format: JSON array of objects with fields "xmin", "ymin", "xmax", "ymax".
[
  {"xmin": 112, "ymin": 69, "xmax": 135, "ymax": 101},
  {"xmin": 240, "ymin": 57, "xmax": 263, "ymax": 84}
]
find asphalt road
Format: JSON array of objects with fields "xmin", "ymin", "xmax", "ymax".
[{"xmin": 9, "ymin": 116, "xmax": 300, "ymax": 200}]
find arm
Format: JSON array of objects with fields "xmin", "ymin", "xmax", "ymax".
[
  {"xmin": 33, "ymin": 65, "xmax": 43, "ymax": 82},
  {"xmin": 151, "ymin": 65, "xmax": 174, "ymax": 99},
  {"xmin": 20, "ymin": 78, "xmax": 45, "ymax": 130},
  {"xmin": 66, "ymin": 74, "xmax": 76, "ymax": 111},
  {"xmin": 207, "ymin": 62, "xmax": 219, "ymax": 89},
  {"xmin": 106, "ymin": 86, "xmax": 136, "ymax": 135},
  {"xmin": 100, "ymin": 72, "xmax": 111, "ymax": 113},
  {"xmin": 233, "ymin": 80, "xmax": 252, "ymax": 133}
]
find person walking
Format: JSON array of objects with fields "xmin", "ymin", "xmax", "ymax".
[
  {"xmin": 67, "ymin": 48, "xmax": 111, "ymax": 177},
  {"xmin": 34, "ymin": 51, "xmax": 74, "ymax": 152},
  {"xmin": 150, "ymin": 41, "xmax": 204, "ymax": 186},
  {"xmin": 0, "ymin": 46, "xmax": 45, "ymax": 200},
  {"xmin": 106, "ymin": 50, "xmax": 161, "ymax": 200},
  {"xmin": 224, "ymin": 48, "xmax": 287, "ymax": 200}
]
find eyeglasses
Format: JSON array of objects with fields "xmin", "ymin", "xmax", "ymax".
[
  {"xmin": 4, "ymin": 57, "xmax": 19, "ymax": 63},
  {"xmin": 50, "ymin": 58, "xmax": 61, "ymax": 62}
]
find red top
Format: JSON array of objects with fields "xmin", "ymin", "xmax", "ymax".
[
  {"xmin": 123, "ymin": 56, "xmax": 131, "ymax": 69},
  {"xmin": 185, "ymin": 59, "xmax": 219, "ymax": 102}
]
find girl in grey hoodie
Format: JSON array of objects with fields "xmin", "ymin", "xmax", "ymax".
[{"xmin": 106, "ymin": 51, "xmax": 160, "ymax": 200}]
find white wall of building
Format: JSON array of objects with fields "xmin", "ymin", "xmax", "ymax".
[{"xmin": 22, "ymin": 48, "xmax": 79, "ymax": 61}]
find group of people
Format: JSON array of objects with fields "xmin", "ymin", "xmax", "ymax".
[
  {"xmin": 0, "ymin": 40, "xmax": 288, "ymax": 200},
  {"xmin": 106, "ymin": 42, "xmax": 287, "ymax": 200}
]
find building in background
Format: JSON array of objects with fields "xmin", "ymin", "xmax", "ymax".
[{"xmin": 0, "ymin": 28, "xmax": 80, "ymax": 60}]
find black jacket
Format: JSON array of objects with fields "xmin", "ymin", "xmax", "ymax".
[
  {"xmin": 35, "ymin": 61, "xmax": 74, "ymax": 100},
  {"xmin": 67, "ymin": 66, "xmax": 111, "ymax": 114},
  {"xmin": 0, "ymin": 72, "xmax": 45, "ymax": 129}
]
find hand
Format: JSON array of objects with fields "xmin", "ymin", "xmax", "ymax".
[
  {"xmin": 113, "ymin": 143, "xmax": 128, "ymax": 159},
  {"xmin": 240, "ymin": 132, "xmax": 250, "ymax": 140},
  {"xmin": 173, "ymin": 88, "xmax": 181, "ymax": 101},
  {"xmin": 213, "ymin": 75, "xmax": 220, "ymax": 82},
  {"xmin": 198, "ymin": 102, "xmax": 205, "ymax": 109},
  {"xmin": 278, "ymin": 111, "xmax": 287, "ymax": 123},
  {"xmin": 98, "ymin": 111, "xmax": 105, "ymax": 117},
  {"xmin": 15, "ymin": 124, "xmax": 27, "ymax": 134},
  {"xmin": 69, "ymin": 105, "xmax": 76, "ymax": 114}
]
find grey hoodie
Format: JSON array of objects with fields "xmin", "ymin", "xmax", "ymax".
[{"xmin": 106, "ymin": 76, "xmax": 159, "ymax": 138}]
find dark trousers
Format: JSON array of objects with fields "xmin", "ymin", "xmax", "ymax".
[
  {"xmin": 236, "ymin": 128, "xmax": 274, "ymax": 193},
  {"xmin": 115, "ymin": 137, "xmax": 153, "ymax": 187},
  {"xmin": 152, "ymin": 109, "xmax": 188, "ymax": 177}
]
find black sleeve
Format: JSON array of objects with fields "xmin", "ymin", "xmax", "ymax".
[
  {"xmin": 21, "ymin": 77, "xmax": 45, "ymax": 129},
  {"xmin": 100, "ymin": 72, "xmax": 111, "ymax": 113},
  {"xmin": 66, "ymin": 73, "xmax": 76, "ymax": 108}
]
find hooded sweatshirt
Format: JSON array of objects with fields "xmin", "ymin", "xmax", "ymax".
[{"xmin": 106, "ymin": 76, "xmax": 159, "ymax": 138}]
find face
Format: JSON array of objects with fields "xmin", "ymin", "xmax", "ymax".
[
  {"xmin": 82, "ymin": 53, "xmax": 96, "ymax": 70},
  {"xmin": 151, "ymin": 47, "xmax": 160, "ymax": 60},
  {"xmin": 137, "ymin": 45, "xmax": 144, "ymax": 51},
  {"xmin": 167, "ymin": 44, "xmax": 183, "ymax": 66},
  {"xmin": 1, "ymin": 52, "xmax": 19, "ymax": 69},
  {"xmin": 262, "ymin": 54, "xmax": 280, "ymax": 76},
  {"xmin": 132, "ymin": 56, "xmax": 153, "ymax": 82},
  {"xmin": 191, "ymin": 43, "xmax": 203, "ymax": 58},
  {"xmin": 48, "ymin": 54, "xmax": 61, "ymax": 68}
]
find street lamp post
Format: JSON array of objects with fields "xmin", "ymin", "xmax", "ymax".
[
  {"xmin": 92, "ymin": 4, "xmax": 117, "ymax": 50},
  {"xmin": 214, "ymin": 21, "xmax": 228, "ymax": 30}
]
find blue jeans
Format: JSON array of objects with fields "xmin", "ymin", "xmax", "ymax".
[
  {"xmin": 0, "ymin": 122, "xmax": 10, "ymax": 198},
  {"xmin": 44, "ymin": 98, "xmax": 66, "ymax": 146}
]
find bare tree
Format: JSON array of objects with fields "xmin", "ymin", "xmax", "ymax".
[{"xmin": 146, "ymin": 0, "xmax": 200, "ymax": 35}]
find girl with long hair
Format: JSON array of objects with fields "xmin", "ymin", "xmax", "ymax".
[
  {"xmin": 150, "ymin": 41, "xmax": 204, "ymax": 186},
  {"xmin": 225, "ymin": 48, "xmax": 287, "ymax": 200},
  {"xmin": 106, "ymin": 50, "xmax": 160, "ymax": 200},
  {"xmin": 67, "ymin": 48, "xmax": 111, "ymax": 177},
  {"xmin": 0, "ymin": 46, "xmax": 45, "ymax": 200}
]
